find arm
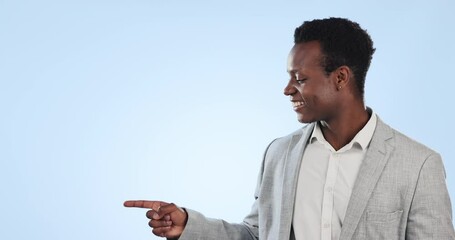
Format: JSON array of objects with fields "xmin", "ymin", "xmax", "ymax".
[
  {"xmin": 178, "ymin": 141, "xmax": 270, "ymax": 240},
  {"xmin": 124, "ymin": 140, "xmax": 274, "ymax": 239},
  {"xmin": 172, "ymin": 150, "xmax": 266, "ymax": 240},
  {"xmin": 177, "ymin": 207, "xmax": 258, "ymax": 240},
  {"xmin": 406, "ymin": 153, "xmax": 455, "ymax": 239},
  {"xmin": 124, "ymin": 158, "xmax": 265, "ymax": 239},
  {"xmin": 123, "ymin": 200, "xmax": 258, "ymax": 240}
]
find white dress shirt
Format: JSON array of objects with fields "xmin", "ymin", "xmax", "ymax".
[{"xmin": 293, "ymin": 113, "xmax": 377, "ymax": 240}]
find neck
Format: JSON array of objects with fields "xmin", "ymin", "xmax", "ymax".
[{"xmin": 319, "ymin": 106, "xmax": 370, "ymax": 151}]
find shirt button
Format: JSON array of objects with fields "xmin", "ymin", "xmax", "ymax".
[
  {"xmin": 326, "ymin": 187, "xmax": 333, "ymax": 192},
  {"xmin": 323, "ymin": 223, "xmax": 330, "ymax": 228}
]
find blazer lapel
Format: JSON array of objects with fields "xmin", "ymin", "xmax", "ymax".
[
  {"xmin": 339, "ymin": 119, "xmax": 394, "ymax": 240},
  {"xmin": 279, "ymin": 123, "xmax": 314, "ymax": 239}
]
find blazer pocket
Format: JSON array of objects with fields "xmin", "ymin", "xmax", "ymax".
[{"xmin": 366, "ymin": 210, "xmax": 403, "ymax": 240}]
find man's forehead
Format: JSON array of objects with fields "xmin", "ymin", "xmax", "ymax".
[{"xmin": 287, "ymin": 44, "xmax": 323, "ymax": 73}]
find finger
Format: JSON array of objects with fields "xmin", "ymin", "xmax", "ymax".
[
  {"xmin": 157, "ymin": 203, "xmax": 179, "ymax": 217},
  {"xmin": 123, "ymin": 200, "xmax": 166, "ymax": 210},
  {"xmin": 148, "ymin": 219, "xmax": 172, "ymax": 228},
  {"xmin": 123, "ymin": 200, "xmax": 154, "ymax": 208},
  {"xmin": 146, "ymin": 210, "xmax": 160, "ymax": 220},
  {"xmin": 152, "ymin": 226, "xmax": 171, "ymax": 238},
  {"xmin": 147, "ymin": 212, "xmax": 174, "ymax": 222},
  {"xmin": 147, "ymin": 212, "xmax": 171, "ymax": 220}
]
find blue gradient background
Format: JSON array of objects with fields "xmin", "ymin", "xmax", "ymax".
[{"xmin": 1, "ymin": 0, "xmax": 454, "ymax": 239}]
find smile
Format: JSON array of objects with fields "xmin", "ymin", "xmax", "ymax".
[{"xmin": 292, "ymin": 101, "xmax": 305, "ymax": 109}]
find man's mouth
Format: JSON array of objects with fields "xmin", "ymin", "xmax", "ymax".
[{"xmin": 292, "ymin": 101, "xmax": 305, "ymax": 109}]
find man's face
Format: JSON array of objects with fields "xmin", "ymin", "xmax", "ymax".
[{"xmin": 284, "ymin": 41, "xmax": 340, "ymax": 124}]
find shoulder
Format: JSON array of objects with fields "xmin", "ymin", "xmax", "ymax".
[
  {"xmin": 267, "ymin": 123, "xmax": 314, "ymax": 150},
  {"xmin": 260, "ymin": 123, "xmax": 314, "ymax": 164},
  {"xmin": 375, "ymin": 118, "xmax": 440, "ymax": 164}
]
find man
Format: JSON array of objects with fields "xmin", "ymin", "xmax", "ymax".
[{"xmin": 124, "ymin": 18, "xmax": 455, "ymax": 239}]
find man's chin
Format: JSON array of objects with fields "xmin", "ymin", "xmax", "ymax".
[{"xmin": 297, "ymin": 116, "xmax": 313, "ymax": 124}]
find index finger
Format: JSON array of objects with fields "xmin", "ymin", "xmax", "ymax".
[{"xmin": 123, "ymin": 200, "xmax": 167, "ymax": 210}]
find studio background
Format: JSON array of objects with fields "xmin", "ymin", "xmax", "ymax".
[{"xmin": 1, "ymin": 0, "xmax": 454, "ymax": 239}]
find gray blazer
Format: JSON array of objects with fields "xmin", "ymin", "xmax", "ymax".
[{"xmin": 179, "ymin": 118, "xmax": 455, "ymax": 239}]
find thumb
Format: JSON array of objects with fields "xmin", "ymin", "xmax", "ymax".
[
  {"xmin": 156, "ymin": 203, "xmax": 179, "ymax": 217},
  {"xmin": 158, "ymin": 203, "xmax": 187, "ymax": 225}
]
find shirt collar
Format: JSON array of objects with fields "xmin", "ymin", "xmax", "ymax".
[{"xmin": 310, "ymin": 110, "xmax": 377, "ymax": 152}]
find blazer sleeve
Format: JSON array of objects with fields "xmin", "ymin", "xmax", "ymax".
[
  {"xmin": 176, "ymin": 208, "xmax": 258, "ymax": 240},
  {"xmin": 176, "ymin": 139, "xmax": 275, "ymax": 240},
  {"xmin": 406, "ymin": 153, "xmax": 455, "ymax": 239},
  {"xmin": 176, "ymin": 174, "xmax": 261, "ymax": 240}
]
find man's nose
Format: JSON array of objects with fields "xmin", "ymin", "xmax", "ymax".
[{"xmin": 283, "ymin": 80, "xmax": 296, "ymax": 96}]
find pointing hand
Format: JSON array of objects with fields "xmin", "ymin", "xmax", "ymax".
[{"xmin": 124, "ymin": 200, "xmax": 188, "ymax": 238}]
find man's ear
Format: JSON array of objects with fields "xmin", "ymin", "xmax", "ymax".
[{"xmin": 334, "ymin": 66, "xmax": 351, "ymax": 90}]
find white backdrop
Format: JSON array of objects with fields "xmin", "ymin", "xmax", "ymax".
[{"xmin": 1, "ymin": 0, "xmax": 454, "ymax": 239}]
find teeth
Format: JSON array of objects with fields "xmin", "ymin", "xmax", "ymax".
[{"xmin": 292, "ymin": 101, "xmax": 305, "ymax": 107}]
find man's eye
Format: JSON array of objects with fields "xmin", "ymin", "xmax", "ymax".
[{"xmin": 296, "ymin": 79, "xmax": 307, "ymax": 84}]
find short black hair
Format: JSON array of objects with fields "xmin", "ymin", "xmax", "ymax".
[{"xmin": 294, "ymin": 17, "xmax": 375, "ymax": 97}]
